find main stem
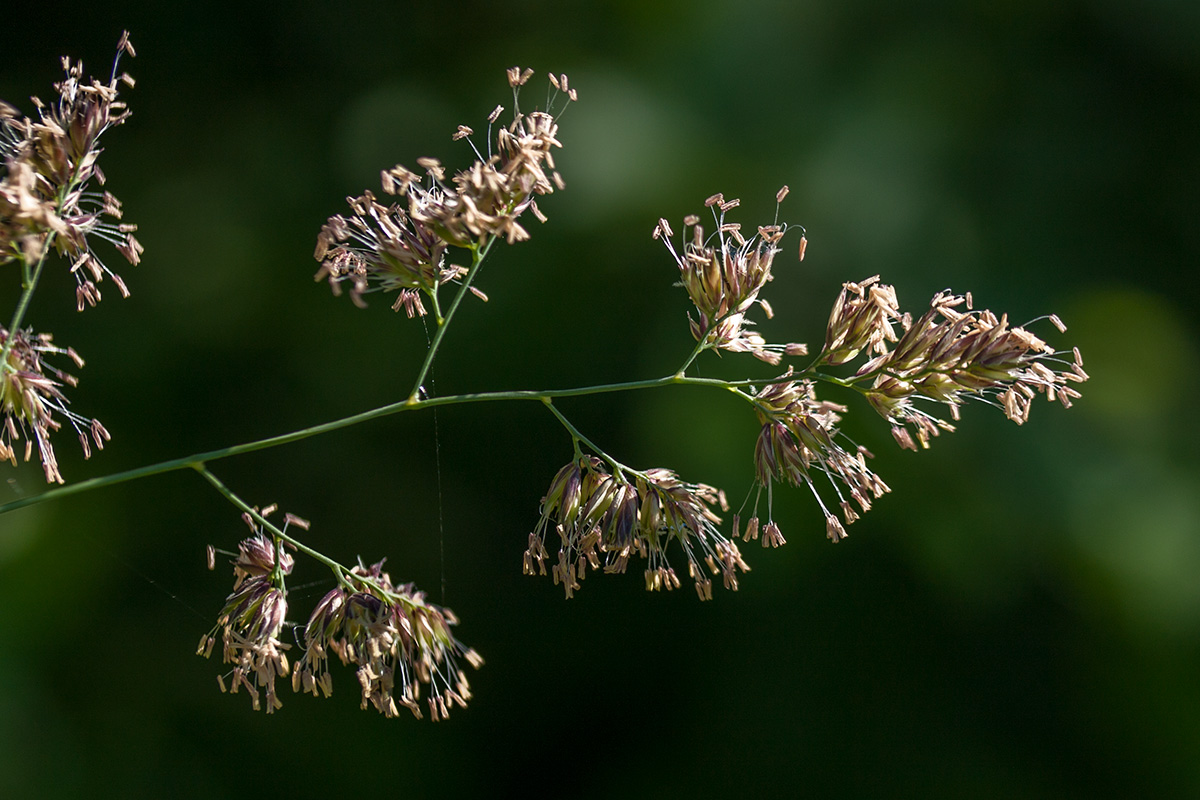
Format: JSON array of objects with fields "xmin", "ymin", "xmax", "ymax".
[{"xmin": 0, "ymin": 371, "xmax": 777, "ymax": 515}]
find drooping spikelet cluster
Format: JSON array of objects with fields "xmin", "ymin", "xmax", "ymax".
[
  {"xmin": 819, "ymin": 277, "xmax": 1089, "ymax": 450},
  {"xmin": 524, "ymin": 456, "xmax": 750, "ymax": 600},
  {"xmin": 293, "ymin": 560, "xmax": 482, "ymax": 721},
  {"xmin": 314, "ymin": 67, "xmax": 576, "ymax": 314},
  {"xmin": 0, "ymin": 326, "xmax": 108, "ymax": 484},
  {"xmin": 0, "ymin": 32, "xmax": 141, "ymax": 309},
  {"xmin": 751, "ymin": 376, "xmax": 890, "ymax": 542},
  {"xmin": 201, "ymin": 508, "xmax": 481, "ymax": 720},
  {"xmin": 654, "ymin": 188, "xmax": 808, "ymax": 365},
  {"xmin": 198, "ymin": 506, "xmax": 300, "ymax": 714}
]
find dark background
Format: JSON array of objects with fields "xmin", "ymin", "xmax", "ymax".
[{"xmin": 2, "ymin": 0, "xmax": 1198, "ymax": 796}]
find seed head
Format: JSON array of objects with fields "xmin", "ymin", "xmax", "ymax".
[
  {"xmin": 821, "ymin": 275, "xmax": 900, "ymax": 366},
  {"xmin": 0, "ymin": 326, "xmax": 108, "ymax": 483},
  {"xmin": 845, "ymin": 288, "xmax": 1089, "ymax": 448},
  {"xmin": 0, "ymin": 33, "xmax": 140, "ymax": 309},
  {"xmin": 199, "ymin": 574, "xmax": 291, "ymax": 714},
  {"xmin": 198, "ymin": 506, "xmax": 305, "ymax": 713},
  {"xmin": 751, "ymin": 376, "xmax": 890, "ymax": 536},
  {"xmin": 293, "ymin": 560, "xmax": 482, "ymax": 720},
  {"xmin": 315, "ymin": 68, "xmax": 575, "ymax": 311},
  {"xmin": 656, "ymin": 193, "xmax": 807, "ymax": 364},
  {"xmin": 526, "ymin": 456, "xmax": 748, "ymax": 600}
]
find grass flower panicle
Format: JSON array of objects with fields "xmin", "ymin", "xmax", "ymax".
[
  {"xmin": 0, "ymin": 32, "xmax": 140, "ymax": 309},
  {"xmin": 0, "ymin": 41, "xmax": 1094, "ymax": 727},
  {"xmin": 525, "ymin": 456, "xmax": 748, "ymax": 600},
  {"xmin": 293, "ymin": 560, "xmax": 482, "ymax": 721},
  {"xmin": 654, "ymin": 190, "xmax": 808, "ymax": 365},
  {"xmin": 751, "ymin": 376, "xmax": 890, "ymax": 541},
  {"xmin": 197, "ymin": 505, "xmax": 299, "ymax": 713},
  {"xmin": 820, "ymin": 283, "xmax": 1089, "ymax": 450},
  {"xmin": 822, "ymin": 274, "xmax": 900, "ymax": 366},
  {"xmin": 314, "ymin": 68, "xmax": 575, "ymax": 312},
  {"xmin": 206, "ymin": 577, "xmax": 290, "ymax": 713},
  {"xmin": 0, "ymin": 326, "xmax": 108, "ymax": 484}
]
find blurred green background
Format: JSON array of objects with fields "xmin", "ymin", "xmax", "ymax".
[{"xmin": 2, "ymin": 0, "xmax": 1198, "ymax": 796}]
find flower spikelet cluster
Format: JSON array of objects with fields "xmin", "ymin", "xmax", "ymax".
[
  {"xmin": 820, "ymin": 281, "xmax": 1090, "ymax": 450},
  {"xmin": 0, "ymin": 33, "xmax": 141, "ymax": 309},
  {"xmin": 294, "ymin": 560, "xmax": 483, "ymax": 721},
  {"xmin": 822, "ymin": 275, "xmax": 900, "ymax": 365},
  {"xmin": 752, "ymin": 376, "xmax": 890, "ymax": 542},
  {"xmin": 654, "ymin": 188, "xmax": 808, "ymax": 365},
  {"xmin": 0, "ymin": 326, "xmax": 108, "ymax": 483},
  {"xmin": 314, "ymin": 67, "xmax": 575, "ymax": 313},
  {"xmin": 197, "ymin": 508, "xmax": 297, "ymax": 714},
  {"xmin": 524, "ymin": 456, "xmax": 749, "ymax": 600}
]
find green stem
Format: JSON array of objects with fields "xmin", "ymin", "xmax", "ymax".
[
  {"xmin": 1, "ymin": 234, "xmax": 55, "ymax": 370},
  {"xmin": 194, "ymin": 464, "xmax": 347, "ymax": 578},
  {"xmin": 0, "ymin": 364, "xmax": 843, "ymax": 518},
  {"xmin": 541, "ymin": 398, "xmax": 634, "ymax": 477},
  {"xmin": 407, "ymin": 237, "xmax": 498, "ymax": 403},
  {"xmin": 0, "ymin": 374, "xmax": 737, "ymax": 515},
  {"xmin": 675, "ymin": 333, "xmax": 711, "ymax": 376},
  {"xmin": 809, "ymin": 370, "xmax": 859, "ymax": 390},
  {"xmin": 428, "ymin": 285, "xmax": 443, "ymax": 326},
  {"xmin": 195, "ymin": 463, "xmax": 419, "ymax": 607}
]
